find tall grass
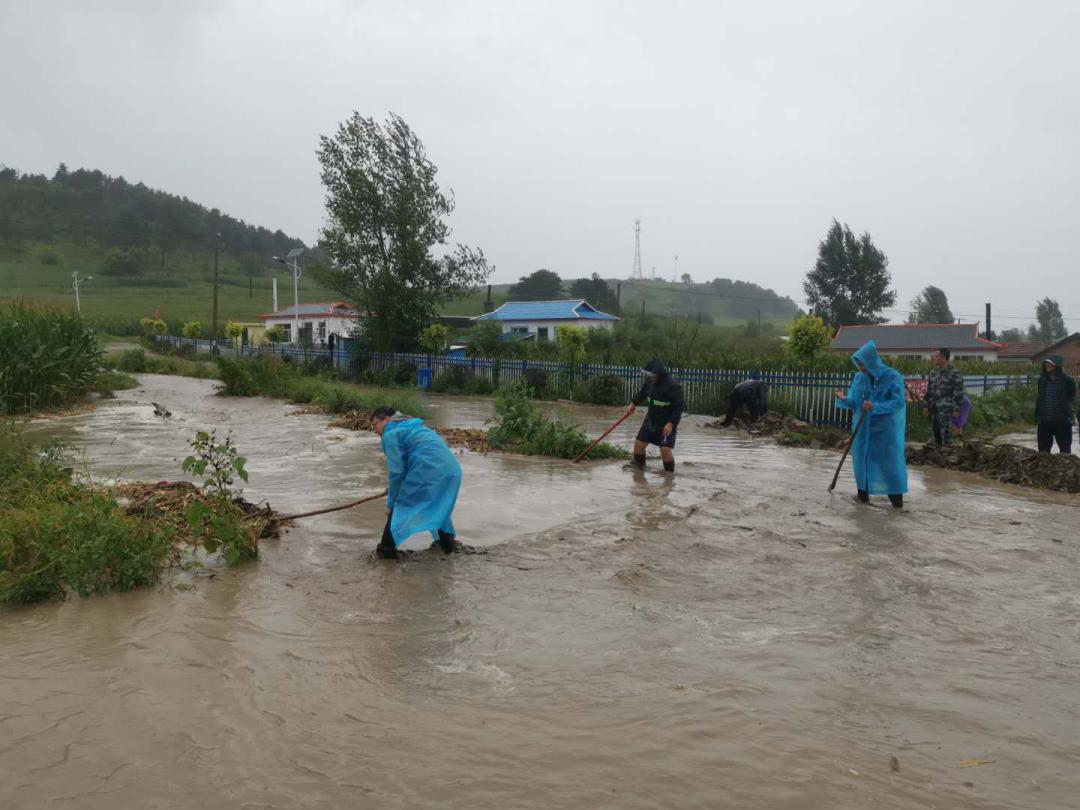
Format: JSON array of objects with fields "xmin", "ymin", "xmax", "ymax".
[
  {"xmin": 0, "ymin": 301, "xmax": 103, "ymax": 414},
  {"xmin": 215, "ymin": 356, "xmax": 425, "ymax": 416}
]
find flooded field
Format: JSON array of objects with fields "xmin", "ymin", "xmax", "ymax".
[{"xmin": 4, "ymin": 374, "xmax": 1080, "ymax": 809}]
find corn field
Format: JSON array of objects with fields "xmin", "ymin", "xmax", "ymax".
[{"xmin": 0, "ymin": 301, "xmax": 103, "ymax": 414}]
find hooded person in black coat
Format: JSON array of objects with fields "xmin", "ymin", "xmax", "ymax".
[{"xmin": 628, "ymin": 359, "xmax": 684, "ymax": 472}]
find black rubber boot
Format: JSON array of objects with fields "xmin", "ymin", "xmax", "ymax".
[
  {"xmin": 633, "ymin": 452, "xmax": 646, "ymax": 469},
  {"xmin": 856, "ymin": 490, "xmax": 869, "ymax": 503},
  {"xmin": 662, "ymin": 460, "xmax": 675, "ymax": 473},
  {"xmin": 376, "ymin": 542, "xmax": 398, "ymax": 559},
  {"xmin": 888, "ymin": 494, "xmax": 904, "ymax": 509},
  {"xmin": 438, "ymin": 531, "xmax": 456, "ymax": 554}
]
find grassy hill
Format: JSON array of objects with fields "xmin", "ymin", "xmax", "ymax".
[{"xmin": 0, "ymin": 164, "xmax": 333, "ymax": 327}]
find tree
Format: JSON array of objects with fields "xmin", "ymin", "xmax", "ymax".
[
  {"xmin": 316, "ymin": 112, "xmax": 490, "ymax": 351},
  {"xmin": 418, "ymin": 322, "xmax": 450, "ymax": 355},
  {"xmin": 466, "ymin": 320, "xmax": 507, "ymax": 385},
  {"xmin": 182, "ymin": 321, "xmax": 203, "ymax": 339},
  {"xmin": 680, "ymin": 273, "xmax": 692, "ymax": 285},
  {"xmin": 569, "ymin": 273, "xmax": 617, "ymax": 312},
  {"xmin": 907, "ymin": 285, "xmax": 954, "ymax": 324},
  {"xmin": 998, "ymin": 327, "xmax": 1023, "ymax": 343},
  {"xmin": 785, "ymin": 314, "xmax": 832, "ymax": 364},
  {"xmin": 508, "ymin": 268, "xmax": 564, "ymax": 300},
  {"xmin": 803, "ymin": 220, "xmax": 896, "ymax": 326},
  {"xmin": 265, "ymin": 324, "xmax": 285, "ymax": 343},
  {"xmin": 224, "ymin": 321, "xmax": 244, "ymax": 350},
  {"xmin": 1026, "ymin": 298, "xmax": 1067, "ymax": 343}
]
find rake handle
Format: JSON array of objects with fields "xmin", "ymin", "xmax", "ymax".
[
  {"xmin": 574, "ymin": 408, "xmax": 635, "ymax": 463},
  {"xmin": 829, "ymin": 409, "xmax": 867, "ymax": 492},
  {"xmin": 276, "ymin": 490, "xmax": 387, "ymax": 522}
]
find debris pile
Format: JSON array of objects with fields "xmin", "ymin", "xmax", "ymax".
[
  {"xmin": 906, "ymin": 441, "xmax": 1080, "ymax": 493},
  {"xmin": 111, "ymin": 480, "xmax": 289, "ymax": 543},
  {"xmin": 706, "ymin": 413, "xmax": 850, "ymax": 449},
  {"xmin": 329, "ymin": 410, "xmax": 496, "ymax": 453}
]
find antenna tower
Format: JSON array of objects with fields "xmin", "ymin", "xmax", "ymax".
[{"xmin": 632, "ymin": 218, "xmax": 643, "ymax": 280}]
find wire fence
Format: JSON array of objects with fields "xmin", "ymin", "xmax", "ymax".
[{"xmin": 155, "ymin": 336, "xmax": 1033, "ymax": 427}]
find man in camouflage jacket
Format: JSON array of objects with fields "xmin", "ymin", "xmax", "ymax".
[{"xmin": 924, "ymin": 348, "xmax": 965, "ymax": 446}]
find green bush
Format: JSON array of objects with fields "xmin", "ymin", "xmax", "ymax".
[
  {"xmin": 116, "ymin": 348, "xmax": 148, "ymax": 373},
  {"xmin": 0, "ymin": 301, "xmax": 104, "ymax": 414},
  {"xmin": 487, "ymin": 380, "xmax": 626, "ymax": 460},
  {"xmin": 0, "ymin": 423, "xmax": 173, "ymax": 605},
  {"xmin": 430, "ymin": 365, "xmax": 495, "ymax": 395},
  {"xmin": 522, "ymin": 368, "xmax": 549, "ymax": 397},
  {"xmin": 215, "ymin": 357, "xmax": 258, "ymax": 396},
  {"xmin": 39, "ymin": 250, "xmax": 60, "ymax": 266},
  {"xmin": 572, "ymin": 374, "xmax": 625, "ymax": 406}
]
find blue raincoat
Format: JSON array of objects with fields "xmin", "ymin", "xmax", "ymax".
[
  {"xmin": 381, "ymin": 418, "xmax": 462, "ymax": 546},
  {"xmin": 835, "ymin": 341, "xmax": 908, "ymax": 495}
]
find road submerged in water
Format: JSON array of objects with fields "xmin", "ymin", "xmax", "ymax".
[{"xmin": 4, "ymin": 374, "xmax": 1079, "ymax": 809}]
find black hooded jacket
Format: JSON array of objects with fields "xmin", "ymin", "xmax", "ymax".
[{"xmin": 632, "ymin": 359, "xmax": 684, "ymax": 429}]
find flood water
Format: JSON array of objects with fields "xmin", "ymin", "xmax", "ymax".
[{"xmin": 4, "ymin": 374, "xmax": 1080, "ymax": 809}]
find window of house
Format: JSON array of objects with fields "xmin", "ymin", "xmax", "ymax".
[
  {"xmin": 282, "ymin": 324, "xmax": 292, "ymax": 342},
  {"xmin": 537, "ymin": 327, "xmax": 549, "ymax": 341},
  {"xmin": 510, "ymin": 327, "xmax": 529, "ymax": 336},
  {"xmin": 318, "ymin": 321, "xmax": 327, "ymax": 341}
]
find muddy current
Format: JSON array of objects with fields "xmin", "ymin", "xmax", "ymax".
[{"xmin": 4, "ymin": 374, "xmax": 1080, "ymax": 809}]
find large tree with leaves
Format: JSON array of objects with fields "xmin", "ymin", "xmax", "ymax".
[
  {"xmin": 316, "ymin": 112, "xmax": 490, "ymax": 351},
  {"xmin": 907, "ymin": 285, "xmax": 954, "ymax": 324},
  {"xmin": 1026, "ymin": 297, "xmax": 1068, "ymax": 343},
  {"xmin": 569, "ymin": 273, "xmax": 617, "ymax": 312},
  {"xmin": 508, "ymin": 268, "xmax": 564, "ymax": 300},
  {"xmin": 803, "ymin": 220, "xmax": 896, "ymax": 327}
]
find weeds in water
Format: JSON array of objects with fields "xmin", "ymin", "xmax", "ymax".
[
  {"xmin": 0, "ymin": 422, "xmax": 172, "ymax": 605},
  {"xmin": 487, "ymin": 380, "xmax": 627, "ymax": 460}
]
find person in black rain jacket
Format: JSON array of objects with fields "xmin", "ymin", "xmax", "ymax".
[{"xmin": 628, "ymin": 359, "xmax": 684, "ymax": 473}]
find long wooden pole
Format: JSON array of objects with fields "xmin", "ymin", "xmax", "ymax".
[
  {"xmin": 276, "ymin": 490, "xmax": 387, "ymax": 522},
  {"xmin": 829, "ymin": 410, "xmax": 867, "ymax": 492},
  {"xmin": 574, "ymin": 408, "xmax": 634, "ymax": 463}
]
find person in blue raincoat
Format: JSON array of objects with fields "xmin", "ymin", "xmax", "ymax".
[
  {"xmin": 371, "ymin": 406, "xmax": 462, "ymax": 559},
  {"xmin": 833, "ymin": 340, "xmax": 908, "ymax": 508}
]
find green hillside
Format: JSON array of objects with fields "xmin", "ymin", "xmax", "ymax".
[{"xmin": 0, "ymin": 165, "xmax": 333, "ymax": 326}]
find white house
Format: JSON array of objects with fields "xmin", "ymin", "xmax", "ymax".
[
  {"xmin": 471, "ymin": 299, "xmax": 619, "ymax": 341},
  {"xmin": 260, "ymin": 301, "xmax": 362, "ymax": 346},
  {"xmin": 829, "ymin": 323, "xmax": 1001, "ymax": 362}
]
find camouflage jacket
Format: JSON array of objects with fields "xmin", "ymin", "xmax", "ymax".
[{"xmin": 925, "ymin": 364, "xmax": 965, "ymax": 412}]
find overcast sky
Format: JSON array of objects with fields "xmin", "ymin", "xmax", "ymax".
[{"xmin": 3, "ymin": 0, "xmax": 1078, "ymax": 330}]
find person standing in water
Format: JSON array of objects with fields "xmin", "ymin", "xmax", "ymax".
[
  {"xmin": 371, "ymin": 406, "xmax": 462, "ymax": 559},
  {"xmin": 923, "ymin": 347, "xmax": 965, "ymax": 447},
  {"xmin": 628, "ymin": 359, "xmax": 684, "ymax": 473},
  {"xmin": 1034, "ymin": 355, "xmax": 1076, "ymax": 454},
  {"xmin": 834, "ymin": 340, "xmax": 908, "ymax": 508}
]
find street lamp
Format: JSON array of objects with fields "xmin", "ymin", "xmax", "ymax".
[
  {"xmin": 272, "ymin": 248, "xmax": 303, "ymax": 345},
  {"xmin": 72, "ymin": 271, "xmax": 93, "ymax": 313},
  {"xmin": 211, "ymin": 232, "xmax": 222, "ymax": 340}
]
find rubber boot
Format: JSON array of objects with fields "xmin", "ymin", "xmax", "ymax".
[
  {"xmin": 376, "ymin": 542, "xmax": 398, "ymax": 559},
  {"xmin": 662, "ymin": 460, "xmax": 675, "ymax": 474},
  {"xmin": 888, "ymin": 494, "xmax": 904, "ymax": 509},
  {"xmin": 438, "ymin": 531, "xmax": 456, "ymax": 554},
  {"xmin": 856, "ymin": 490, "xmax": 869, "ymax": 503},
  {"xmin": 629, "ymin": 452, "xmax": 646, "ymax": 469}
]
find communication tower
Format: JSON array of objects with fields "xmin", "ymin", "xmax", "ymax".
[{"xmin": 632, "ymin": 219, "xmax": 643, "ymax": 280}]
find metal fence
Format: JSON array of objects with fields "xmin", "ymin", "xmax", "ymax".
[{"xmin": 155, "ymin": 335, "xmax": 1033, "ymax": 427}]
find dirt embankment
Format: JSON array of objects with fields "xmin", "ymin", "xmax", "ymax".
[
  {"xmin": 708, "ymin": 414, "xmax": 1080, "ymax": 494},
  {"xmin": 327, "ymin": 410, "xmax": 495, "ymax": 453}
]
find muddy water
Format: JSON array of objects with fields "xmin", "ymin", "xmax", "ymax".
[{"xmin": 4, "ymin": 375, "xmax": 1080, "ymax": 809}]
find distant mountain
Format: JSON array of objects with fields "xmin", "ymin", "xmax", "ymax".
[{"xmin": 608, "ymin": 278, "xmax": 799, "ymax": 326}]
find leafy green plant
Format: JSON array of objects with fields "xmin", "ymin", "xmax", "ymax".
[
  {"xmin": 265, "ymin": 324, "xmax": 285, "ymax": 343},
  {"xmin": 139, "ymin": 316, "xmax": 166, "ymax": 337},
  {"xmin": 181, "ymin": 321, "xmax": 203, "ymax": 339},
  {"xmin": 487, "ymin": 380, "xmax": 626, "ymax": 460},
  {"xmin": 572, "ymin": 374, "xmax": 625, "ymax": 406},
  {"xmin": 181, "ymin": 430, "xmax": 257, "ymax": 565},
  {"xmin": 785, "ymin": 314, "xmax": 832, "ymax": 365},
  {"xmin": 418, "ymin": 323, "xmax": 451, "ymax": 355},
  {"xmin": 215, "ymin": 357, "xmax": 257, "ymax": 396},
  {"xmin": 116, "ymin": 348, "xmax": 148, "ymax": 372}
]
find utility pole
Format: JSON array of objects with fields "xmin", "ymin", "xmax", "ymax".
[
  {"xmin": 72, "ymin": 271, "xmax": 93, "ymax": 313},
  {"xmin": 616, "ymin": 282, "xmax": 622, "ymax": 315},
  {"xmin": 211, "ymin": 232, "xmax": 221, "ymax": 339},
  {"xmin": 273, "ymin": 249, "xmax": 304, "ymax": 344},
  {"xmin": 640, "ymin": 299, "xmax": 646, "ymax": 323},
  {"xmin": 632, "ymin": 219, "xmax": 643, "ymax": 280}
]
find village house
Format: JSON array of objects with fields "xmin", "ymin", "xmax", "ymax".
[
  {"xmin": 1032, "ymin": 333, "xmax": 1080, "ymax": 375},
  {"xmin": 997, "ymin": 341, "xmax": 1049, "ymax": 364},
  {"xmin": 259, "ymin": 301, "xmax": 362, "ymax": 346},
  {"xmin": 829, "ymin": 323, "xmax": 1001, "ymax": 362},
  {"xmin": 470, "ymin": 299, "xmax": 618, "ymax": 341}
]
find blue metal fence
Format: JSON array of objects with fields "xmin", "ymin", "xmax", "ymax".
[{"xmin": 155, "ymin": 335, "xmax": 1032, "ymax": 427}]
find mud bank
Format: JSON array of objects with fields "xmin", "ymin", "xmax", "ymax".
[
  {"xmin": 328, "ymin": 409, "xmax": 495, "ymax": 452},
  {"xmin": 7, "ymin": 374, "xmax": 1080, "ymax": 809}
]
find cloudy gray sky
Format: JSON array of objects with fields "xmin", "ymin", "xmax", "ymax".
[{"xmin": 3, "ymin": 0, "xmax": 1078, "ymax": 330}]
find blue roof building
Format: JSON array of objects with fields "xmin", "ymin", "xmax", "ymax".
[{"xmin": 471, "ymin": 299, "xmax": 618, "ymax": 342}]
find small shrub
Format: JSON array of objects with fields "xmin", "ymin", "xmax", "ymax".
[
  {"xmin": 181, "ymin": 321, "xmax": 203, "ymax": 340},
  {"xmin": 572, "ymin": 374, "xmax": 625, "ymax": 406},
  {"xmin": 215, "ymin": 357, "xmax": 257, "ymax": 396},
  {"xmin": 116, "ymin": 348, "xmax": 148, "ymax": 373},
  {"xmin": 523, "ymin": 368, "xmax": 549, "ymax": 397},
  {"xmin": 181, "ymin": 430, "xmax": 256, "ymax": 566},
  {"xmin": 431, "ymin": 366, "xmax": 495, "ymax": 395},
  {"xmin": 39, "ymin": 251, "xmax": 60, "ymax": 265}
]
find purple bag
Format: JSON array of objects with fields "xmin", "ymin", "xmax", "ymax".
[{"xmin": 953, "ymin": 395, "xmax": 972, "ymax": 429}]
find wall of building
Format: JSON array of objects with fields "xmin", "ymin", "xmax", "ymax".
[
  {"xmin": 497, "ymin": 319, "xmax": 615, "ymax": 340},
  {"xmin": 1036, "ymin": 340, "xmax": 1080, "ymax": 375},
  {"xmin": 265, "ymin": 315, "xmax": 358, "ymax": 344}
]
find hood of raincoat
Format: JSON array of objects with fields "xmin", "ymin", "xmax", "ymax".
[
  {"xmin": 1042, "ymin": 354, "xmax": 1063, "ymax": 375},
  {"xmin": 643, "ymin": 359, "xmax": 668, "ymax": 380},
  {"xmin": 852, "ymin": 340, "xmax": 888, "ymax": 378}
]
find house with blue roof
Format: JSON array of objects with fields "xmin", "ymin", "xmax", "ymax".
[{"xmin": 471, "ymin": 299, "xmax": 619, "ymax": 342}]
